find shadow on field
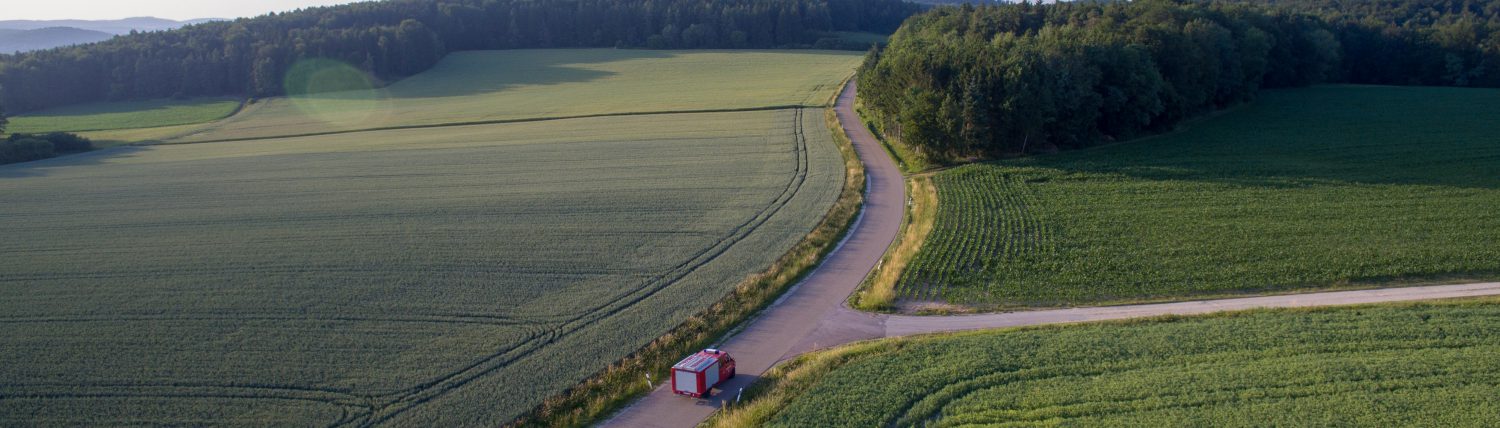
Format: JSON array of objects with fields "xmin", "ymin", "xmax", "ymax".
[
  {"xmin": 376, "ymin": 49, "xmax": 681, "ymax": 100},
  {"xmin": 993, "ymin": 86, "xmax": 1500, "ymax": 191},
  {"xmin": 15, "ymin": 97, "xmax": 237, "ymax": 121},
  {"xmin": 0, "ymin": 145, "xmax": 149, "ymax": 178}
]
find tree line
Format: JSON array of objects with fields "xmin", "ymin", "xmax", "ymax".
[
  {"xmin": 1244, "ymin": 0, "xmax": 1500, "ymax": 87},
  {"xmin": 858, "ymin": 0, "xmax": 1500, "ymax": 162},
  {"xmin": 0, "ymin": 132, "xmax": 94, "ymax": 165},
  {"xmin": 0, "ymin": 0, "xmax": 918, "ymax": 112},
  {"xmin": 0, "ymin": 99, "xmax": 100, "ymax": 165}
]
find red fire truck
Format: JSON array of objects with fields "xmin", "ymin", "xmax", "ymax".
[{"xmin": 671, "ymin": 349, "xmax": 736, "ymax": 398}]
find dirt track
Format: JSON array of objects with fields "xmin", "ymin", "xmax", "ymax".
[{"xmin": 598, "ymin": 80, "xmax": 1500, "ymax": 428}]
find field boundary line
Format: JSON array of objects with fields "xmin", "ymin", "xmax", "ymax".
[
  {"xmin": 508, "ymin": 95, "xmax": 867, "ymax": 427},
  {"xmin": 601, "ymin": 78, "xmax": 906, "ymax": 428},
  {"xmin": 636, "ymin": 81, "xmax": 1500, "ymax": 427},
  {"xmin": 150, "ymin": 105, "xmax": 816, "ymax": 146},
  {"xmin": 11, "ymin": 97, "xmax": 246, "ymax": 135},
  {"xmin": 716, "ymin": 80, "xmax": 868, "ymax": 342},
  {"xmin": 356, "ymin": 108, "xmax": 824, "ymax": 425},
  {"xmin": 882, "ymin": 282, "xmax": 1500, "ymax": 336},
  {"xmin": 710, "ymin": 290, "xmax": 1500, "ymax": 427},
  {"xmin": 498, "ymin": 100, "xmax": 864, "ymax": 426},
  {"xmin": 851, "ymin": 174, "xmax": 935, "ymax": 311}
]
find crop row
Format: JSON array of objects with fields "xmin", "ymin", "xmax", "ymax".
[
  {"xmin": 896, "ymin": 168, "xmax": 1055, "ymax": 303},
  {"xmin": 765, "ymin": 298, "xmax": 1500, "ymax": 426},
  {"xmin": 0, "ymin": 109, "xmax": 846, "ymax": 425},
  {"xmin": 891, "ymin": 85, "xmax": 1500, "ymax": 308}
]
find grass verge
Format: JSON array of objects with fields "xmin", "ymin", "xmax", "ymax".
[
  {"xmin": 712, "ymin": 296, "xmax": 1500, "ymax": 426},
  {"xmin": 891, "ymin": 85, "xmax": 1500, "ymax": 309},
  {"xmin": 0, "ymin": 109, "xmax": 843, "ymax": 425},
  {"xmin": 849, "ymin": 175, "xmax": 936, "ymax": 311},
  {"xmin": 508, "ymin": 105, "xmax": 866, "ymax": 427},
  {"xmin": 701, "ymin": 338, "xmax": 902, "ymax": 428},
  {"xmin": 854, "ymin": 100, "xmax": 931, "ymax": 174}
]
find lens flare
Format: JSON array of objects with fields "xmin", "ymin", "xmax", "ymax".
[{"xmin": 283, "ymin": 59, "xmax": 390, "ymax": 130}]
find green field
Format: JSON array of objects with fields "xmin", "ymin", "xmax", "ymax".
[
  {"xmin": 737, "ymin": 298, "xmax": 1500, "ymax": 426},
  {"xmin": 72, "ymin": 123, "xmax": 216, "ymax": 148},
  {"xmin": 0, "ymin": 106, "xmax": 845, "ymax": 424},
  {"xmin": 6, "ymin": 97, "xmax": 241, "ymax": 134},
  {"xmin": 896, "ymin": 85, "xmax": 1500, "ymax": 307},
  {"xmin": 173, "ymin": 49, "xmax": 861, "ymax": 143}
]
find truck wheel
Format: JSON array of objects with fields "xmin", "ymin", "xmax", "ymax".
[{"xmin": 728, "ymin": 368, "xmax": 736, "ymax": 379}]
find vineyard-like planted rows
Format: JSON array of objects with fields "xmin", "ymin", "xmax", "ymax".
[
  {"xmin": 898, "ymin": 85, "xmax": 1500, "ymax": 307},
  {"xmin": 766, "ymin": 298, "xmax": 1500, "ymax": 426},
  {"xmin": 0, "ymin": 108, "xmax": 844, "ymax": 425}
]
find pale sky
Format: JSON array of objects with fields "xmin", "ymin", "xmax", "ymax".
[{"xmin": 4, "ymin": 0, "xmax": 365, "ymax": 21}]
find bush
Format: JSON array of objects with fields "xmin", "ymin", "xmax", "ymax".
[
  {"xmin": 0, "ymin": 132, "xmax": 91, "ymax": 165},
  {"xmin": 0, "ymin": 137, "xmax": 56, "ymax": 164},
  {"xmin": 41, "ymin": 132, "xmax": 94, "ymax": 152},
  {"xmin": 7, "ymin": 132, "xmax": 94, "ymax": 152}
]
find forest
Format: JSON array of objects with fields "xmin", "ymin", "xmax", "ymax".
[
  {"xmin": 1252, "ymin": 0, "xmax": 1500, "ymax": 86},
  {"xmin": 0, "ymin": 0, "xmax": 918, "ymax": 112},
  {"xmin": 858, "ymin": 0, "xmax": 1500, "ymax": 161}
]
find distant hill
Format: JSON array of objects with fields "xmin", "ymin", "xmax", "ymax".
[
  {"xmin": 909, "ymin": 0, "xmax": 991, "ymax": 4},
  {"xmin": 908, "ymin": 0, "xmax": 1047, "ymax": 4},
  {"xmin": 0, "ymin": 17, "xmax": 221, "ymax": 54},
  {"xmin": 0, "ymin": 17, "xmax": 220, "ymax": 35},
  {"xmin": 0, "ymin": 27, "xmax": 114, "ymax": 53}
]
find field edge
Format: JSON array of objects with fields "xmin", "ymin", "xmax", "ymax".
[
  {"xmin": 6, "ymin": 97, "xmax": 245, "ymax": 135},
  {"xmin": 848, "ymin": 174, "xmax": 936, "ymax": 312},
  {"xmin": 852, "ymin": 85, "xmax": 1500, "ymax": 315},
  {"xmin": 156, "ymin": 105, "xmax": 815, "ymax": 146},
  {"xmin": 508, "ymin": 102, "xmax": 867, "ymax": 427},
  {"xmin": 854, "ymin": 101, "xmax": 932, "ymax": 174},
  {"xmin": 704, "ymin": 295, "xmax": 1500, "ymax": 427}
]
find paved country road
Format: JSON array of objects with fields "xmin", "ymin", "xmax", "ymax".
[
  {"xmin": 598, "ymin": 80, "xmax": 1500, "ymax": 428},
  {"xmin": 881, "ymin": 282, "xmax": 1500, "ymax": 336},
  {"xmin": 601, "ymin": 81, "xmax": 907, "ymax": 428}
]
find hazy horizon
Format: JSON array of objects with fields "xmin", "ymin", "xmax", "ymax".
[{"xmin": 3, "ymin": 0, "xmax": 364, "ymax": 21}]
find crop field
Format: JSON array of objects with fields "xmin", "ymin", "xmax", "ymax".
[
  {"xmin": 896, "ymin": 85, "xmax": 1500, "ymax": 307},
  {"xmin": 71, "ymin": 123, "xmax": 217, "ymax": 148},
  {"xmin": 173, "ymin": 49, "xmax": 861, "ymax": 143},
  {"xmin": 751, "ymin": 298, "xmax": 1500, "ymax": 426},
  {"xmin": 5, "ymin": 97, "xmax": 241, "ymax": 134},
  {"xmin": 0, "ymin": 108, "xmax": 845, "ymax": 425}
]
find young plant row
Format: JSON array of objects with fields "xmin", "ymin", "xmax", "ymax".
[
  {"xmin": 888, "ymin": 85, "xmax": 1500, "ymax": 309},
  {"xmin": 760, "ymin": 298, "xmax": 1500, "ymax": 426}
]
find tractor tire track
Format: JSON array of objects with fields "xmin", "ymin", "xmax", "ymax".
[
  {"xmin": 602, "ymin": 82, "xmax": 1500, "ymax": 428},
  {"xmin": 602, "ymin": 80, "xmax": 907, "ymax": 428},
  {"xmin": 344, "ymin": 108, "xmax": 819, "ymax": 426}
]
